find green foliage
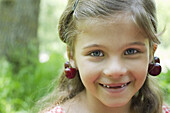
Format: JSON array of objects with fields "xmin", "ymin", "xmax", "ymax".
[
  {"xmin": 0, "ymin": 0, "xmax": 67, "ymax": 112},
  {"xmin": 0, "ymin": 53, "xmax": 65, "ymax": 113},
  {"xmin": 158, "ymin": 70, "xmax": 170, "ymax": 105}
]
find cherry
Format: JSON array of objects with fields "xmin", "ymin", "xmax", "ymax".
[
  {"xmin": 148, "ymin": 63, "xmax": 154, "ymax": 71},
  {"xmin": 148, "ymin": 62, "xmax": 162, "ymax": 76},
  {"xmin": 65, "ymin": 67, "xmax": 77, "ymax": 79},
  {"xmin": 154, "ymin": 56, "xmax": 160, "ymax": 63},
  {"xmin": 64, "ymin": 61, "xmax": 70, "ymax": 68}
]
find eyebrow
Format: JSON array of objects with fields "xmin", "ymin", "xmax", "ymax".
[
  {"xmin": 83, "ymin": 42, "xmax": 146, "ymax": 49},
  {"xmin": 83, "ymin": 44, "xmax": 105, "ymax": 49},
  {"xmin": 128, "ymin": 42, "xmax": 146, "ymax": 46}
]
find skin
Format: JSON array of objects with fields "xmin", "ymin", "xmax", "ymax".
[{"xmin": 66, "ymin": 18, "xmax": 151, "ymax": 113}]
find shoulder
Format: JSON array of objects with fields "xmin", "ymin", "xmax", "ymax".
[
  {"xmin": 44, "ymin": 98, "xmax": 79, "ymax": 113},
  {"xmin": 45, "ymin": 106, "xmax": 65, "ymax": 113},
  {"xmin": 163, "ymin": 105, "xmax": 170, "ymax": 113},
  {"xmin": 46, "ymin": 91, "xmax": 86, "ymax": 113}
]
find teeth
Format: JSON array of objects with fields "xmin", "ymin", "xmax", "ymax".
[
  {"xmin": 102, "ymin": 82, "xmax": 129, "ymax": 88},
  {"xmin": 103, "ymin": 84, "xmax": 106, "ymax": 87},
  {"xmin": 121, "ymin": 83, "xmax": 127, "ymax": 88},
  {"xmin": 106, "ymin": 85, "xmax": 110, "ymax": 88},
  {"xmin": 103, "ymin": 84, "xmax": 110, "ymax": 88}
]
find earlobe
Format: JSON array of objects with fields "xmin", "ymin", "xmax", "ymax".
[
  {"xmin": 150, "ymin": 43, "xmax": 158, "ymax": 62},
  {"xmin": 67, "ymin": 46, "xmax": 76, "ymax": 68},
  {"xmin": 67, "ymin": 46, "xmax": 71, "ymax": 59},
  {"xmin": 67, "ymin": 46, "xmax": 73, "ymax": 61},
  {"xmin": 69, "ymin": 59, "xmax": 76, "ymax": 68}
]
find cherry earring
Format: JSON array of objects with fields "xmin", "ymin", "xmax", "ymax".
[
  {"xmin": 148, "ymin": 56, "xmax": 162, "ymax": 76},
  {"xmin": 64, "ymin": 61, "xmax": 77, "ymax": 79}
]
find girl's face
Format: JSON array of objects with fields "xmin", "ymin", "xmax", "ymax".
[{"xmin": 73, "ymin": 18, "xmax": 150, "ymax": 107}]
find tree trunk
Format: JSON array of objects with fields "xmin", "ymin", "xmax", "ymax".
[{"xmin": 0, "ymin": 0, "xmax": 40, "ymax": 72}]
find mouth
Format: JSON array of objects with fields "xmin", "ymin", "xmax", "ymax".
[{"xmin": 99, "ymin": 81, "xmax": 131, "ymax": 89}]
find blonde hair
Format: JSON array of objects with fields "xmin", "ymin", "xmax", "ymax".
[{"xmin": 37, "ymin": 0, "xmax": 163, "ymax": 113}]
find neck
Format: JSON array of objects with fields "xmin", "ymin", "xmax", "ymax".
[{"xmin": 83, "ymin": 90, "xmax": 133, "ymax": 113}]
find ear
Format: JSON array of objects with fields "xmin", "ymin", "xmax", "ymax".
[
  {"xmin": 67, "ymin": 46, "xmax": 71, "ymax": 60},
  {"xmin": 153, "ymin": 43, "xmax": 158, "ymax": 54},
  {"xmin": 67, "ymin": 46, "xmax": 76, "ymax": 68},
  {"xmin": 149, "ymin": 43, "xmax": 158, "ymax": 63}
]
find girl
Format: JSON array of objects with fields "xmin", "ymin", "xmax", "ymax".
[{"xmin": 37, "ymin": 0, "xmax": 170, "ymax": 113}]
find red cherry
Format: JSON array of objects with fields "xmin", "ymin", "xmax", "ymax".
[
  {"xmin": 64, "ymin": 61, "xmax": 70, "ymax": 68},
  {"xmin": 148, "ymin": 63, "xmax": 154, "ymax": 71},
  {"xmin": 148, "ymin": 63, "xmax": 162, "ymax": 76},
  {"xmin": 64, "ymin": 68, "xmax": 77, "ymax": 79},
  {"xmin": 154, "ymin": 56, "xmax": 160, "ymax": 63}
]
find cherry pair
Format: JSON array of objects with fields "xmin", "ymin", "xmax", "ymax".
[
  {"xmin": 148, "ymin": 56, "xmax": 162, "ymax": 76},
  {"xmin": 64, "ymin": 56, "xmax": 162, "ymax": 79},
  {"xmin": 64, "ymin": 61, "xmax": 77, "ymax": 79}
]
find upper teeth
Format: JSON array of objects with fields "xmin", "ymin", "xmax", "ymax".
[
  {"xmin": 103, "ymin": 84, "xmax": 109, "ymax": 88},
  {"xmin": 102, "ymin": 83, "xmax": 128, "ymax": 88},
  {"xmin": 121, "ymin": 83, "xmax": 127, "ymax": 88}
]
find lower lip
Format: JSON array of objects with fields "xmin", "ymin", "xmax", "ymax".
[{"xmin": 101, "ymin": 83, "xmax": 130, "ymax": 94}]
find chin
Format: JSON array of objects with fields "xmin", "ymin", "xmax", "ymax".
[{"xmin": 104, "ymin": 100, "xmax": 131, "ymax": 108}]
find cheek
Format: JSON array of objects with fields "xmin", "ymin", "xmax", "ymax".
[
  {"xmin": 126, "ymin": 57, "xmax": 148, "ymax": 75},
  {"xmin": 134, "ymin": 64, "xmax": 148, "ymax": 77},
  {"xmin": 78, "ymin": 63, "xmax": 100, "ymax": 81},
  {"xmin": 76, "ymin": 59, "xmax": 101, "ymax": 87},
  {"xmin": 129, "ymin": 61, "xmax": 148, "ymax": 88},
  {"xmin": 134, "ymin": 69, "xmax": 147, "ymax": 85},
  {"xmin": 128, "ymin": 58, "xmax": 149, "ymax": 75}
]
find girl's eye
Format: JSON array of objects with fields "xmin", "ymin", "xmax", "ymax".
[
  {"xmin": 124, "ymin": 48, "xmax": 139, "ymax": 55},
  {"xmin": 89, "ymin": 50, "xmax": 104, "ymax": 57}
]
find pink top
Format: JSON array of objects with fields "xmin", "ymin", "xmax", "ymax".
[
  {"xmin": 46, "ymin": 105, "xmax": 170, "ymax": 113},
  {"xmin": 46, "ymin": 106, "xmax": 65, "ymax": 113},
  {"xmin": 163, "ymin": 105, "xmax": 170, "ymax": 113}
]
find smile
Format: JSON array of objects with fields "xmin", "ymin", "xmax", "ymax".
[{"xmin": 99, "ymin": 81, "xmax": 131, "ymax": 89}]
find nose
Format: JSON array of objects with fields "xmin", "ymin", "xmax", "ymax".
[{"xmin": 103, "ymin": 57, "xmax": 127, "ymax": 79}]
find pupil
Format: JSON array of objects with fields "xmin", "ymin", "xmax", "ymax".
[
  {"xmin": 92, "ymin": 50, "xmax": 102, "ymax": 56},
  {"xmin": 94, "ymin": 51, "xmax": 100, "ymax": 56},
  {"xmin": 129, "ymin": 50, "xmax": 133, "ymax": 54}
]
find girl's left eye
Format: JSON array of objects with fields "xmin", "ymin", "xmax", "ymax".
[
  {"xmin": 89, "ymin": 50, "xmax": 104, "ymax": 57},
  {"xmin": 124, "ymin": 48, "xmax": 140, "ymax": 55}
]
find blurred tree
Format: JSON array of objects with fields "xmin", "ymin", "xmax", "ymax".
[{"xmin": 0, "ymin": 0, "xmax": 40, "ymax": 72}]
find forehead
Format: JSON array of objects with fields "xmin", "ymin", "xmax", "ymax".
[
  {"xmin": 76, "ymin": 13, "xmax": 147, "ymax": 38},
  {"xmin": 75, "ymin": 16, "xmax": 149, "ymax": 48},
  {"xmin": 76, "ymin": 15, "xmax": 146, "ymax": 38},
  {"xmin": 77, "ymin": 13, "xmax": 132, "ymax": 30}
]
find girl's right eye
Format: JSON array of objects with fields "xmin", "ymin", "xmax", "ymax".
[{"xmin": 89, "ymin": 50, "xmax": 104, "ymax": 57}]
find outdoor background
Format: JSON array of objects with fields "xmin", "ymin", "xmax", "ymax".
[{"xmin": 0, "ymin": 0, "xmax": 170, "ymax": 113}]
